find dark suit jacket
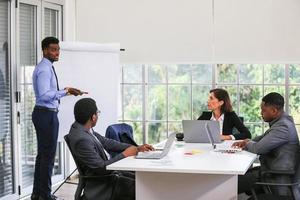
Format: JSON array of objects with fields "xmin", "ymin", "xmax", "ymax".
[
  {"xmin": 197, "ymin": 111, "xmax": 251, "ymax": 140},
  {"xmin": 247, "ymin": 112, "xmax": 299, "ymax": 172},
  {"xmin": 67, "ymin": 122, "xmax": 132, "ymax": 199},
  {"xmin": 246, "ymin": 112, "xmax": 300, "ymax": 195}
]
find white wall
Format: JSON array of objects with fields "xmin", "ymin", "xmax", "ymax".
[
  {"xmin": 75, "ymin": 0, "xmax": 300, "ymax": 63},
  {"xmin": 63, "ymin": 0, "xmax": 76, "ymax": 41}
]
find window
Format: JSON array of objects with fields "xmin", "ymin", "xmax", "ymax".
[
  {"xmin": 121, "ymin": 64, "xmax": 300, "ymax": 143},
  {"xmin": 19, "ymin": 1, "xmax": 38, "ymax": 189},
  {"xmin": 43, "ymin": 3, "xmax": 63, "ymax": 178},
  {"xmin": 0, "ymin": 0, "xmax": 64, "ymax": 199},
  {"xmin": 18, "ymin": 0, "xmax": 64, "ymax": 197},
  {"xmin": 289, "ymin": 64, "xmax": 300, "ymax": 135},
  {"xmin": 0, "ymin": 0, "xmax": 13, "ymax": 197},
  {"xmin": 44, "ymin": 8, "xmax": 59, "ymax": 37}
]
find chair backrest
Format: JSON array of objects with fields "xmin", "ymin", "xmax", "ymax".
[
  {"xmin": 239, "ymin": 116, "xmax": 244, "ymax": 123},
  {"xmin": 232, "ymin": 116, "xmax": 244, "ymax": 135},
  {"xmin": 291, "ymin": 147, "xmax": 300, "ymax": 199},
  {"xmin": 64, "ymin": 134, "xmax": 85, "ymax": 176},
  {"xmin": 105, "ymin": 123, "xmax": 137, "ymax": 146},
  {"xmin": 65, "ymin": 134, "xmax": 122, "ymax": 200},
  {"xmin": 64, "ymin": 134, "xmax": 86, "ymax": 200}
]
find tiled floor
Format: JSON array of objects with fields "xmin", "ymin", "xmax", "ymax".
[
  {"xmin": 23, "ymin": 177, "xmax": 78, "ymax": 200},
  {"xmin": 24, "ymin": 177, "xmax": 250, "ymax": 200},
  {"xmin": 54, "ymin": 181, "xmax": 78, "ymax": 200},
  {"xmin": 55, "ymin": 186, "xmax": 250, "ymax": 200}
]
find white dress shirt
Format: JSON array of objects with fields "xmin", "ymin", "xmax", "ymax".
[
  {"xmin": 90, "ymin": 129, "xmax": 111, "ymax": 159},
  {"xmin": 210, "ymin": 113, "xmax": 235, "ymax": 140}
]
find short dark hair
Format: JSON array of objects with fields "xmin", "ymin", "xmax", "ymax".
[
  {"xmin": 210, "ymin": 88, "xmax": 233, "ymax": 113},
  {"xmin": 74, "ymin": 98, "xmax": 98, "ymax": 124},
  {"xmin": 262, "ymin": 92, "xmax": 284, "ymax": 110},
  {"xmin": 41, "ymin": 37, "xmax": 59, "ymax": 50}
]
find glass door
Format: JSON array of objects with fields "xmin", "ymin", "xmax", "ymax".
[
  {"xmin": 17, "ymin": 1, "xmax": 64, "ymax": 197},
  {"xmin": 41, "ymin": 2, "xmax": 64, "ymax": 183},
  {"xmin": 17, "ymin": 0, "xmax": 40, "ymax": 197},
  {"xmin": 0, "ymin": 0, "xmax": 15, "ymax": 199}
]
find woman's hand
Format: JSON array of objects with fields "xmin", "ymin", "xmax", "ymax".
[{"xmin": 221, "ymin": 135, "xmax": 232, "ymax": 140}]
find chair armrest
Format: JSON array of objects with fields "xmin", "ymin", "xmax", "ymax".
[
  {"xmin": 261, "ymin": 169, "xmax": 295, "ymax": 176},
  {"xmin": 255, "ymin": 181, "xmax": 300, "ymax": 187},
  {"xmin": 81, "ymin": 173, "xmax": 120, "ymax": 181}
]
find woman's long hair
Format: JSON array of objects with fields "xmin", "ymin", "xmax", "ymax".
[{"xmin": 210, "ymin": 88, "xmax": 233, "ymax": 113}]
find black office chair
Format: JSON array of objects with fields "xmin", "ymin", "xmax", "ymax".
[
  {"xmin": 232, "ymin": 116, "xmax": 245, "ymax": 135},
  {"xmin": 250, "ymin": 156, "xmax": 300, "ymax": 200},
  {"xmin": 64, "ymin": 134, "xmax": 122, "ymax": 200}
]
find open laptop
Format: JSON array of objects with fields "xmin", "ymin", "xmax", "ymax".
[
  {"xmin": 205, "ymin": 123, "xmax": 242, "ymax": 153},
  {"xmin": 183, "ymin": 120, "xmax": 221, "ymax": 143},
  {"xmin": 135, "ymin": 133, "xmax": 176, "ymax": 159}
]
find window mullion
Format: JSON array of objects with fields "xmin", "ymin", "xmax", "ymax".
[{"xmin": 142, "ymin": 64, "xmax": 147, "ymax": 144}]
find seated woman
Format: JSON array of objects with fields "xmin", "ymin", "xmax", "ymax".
[{"xmin": 198, "ymin": 88, "xmax": 251, "ymax": 140}]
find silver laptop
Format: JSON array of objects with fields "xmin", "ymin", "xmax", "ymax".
[
  {"xmin": 205, "ymin": 123, "xmax": 242, "ymax": 153},
  {"xmin": 183, "ymin": 120, "xmax": 221, "ymax": 143},
  {"xmin": 135, "ymin": 133, "xmax": 176, "ymax": 159}
]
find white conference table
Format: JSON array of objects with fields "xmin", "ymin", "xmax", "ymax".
[{"xmin": 107, "ymin": 141, "xmax": 257, "ymax": 200}]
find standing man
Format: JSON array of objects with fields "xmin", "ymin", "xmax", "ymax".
[{"xmin": 31, "ymin": 37, "xmax": 85, "ymax": 200}]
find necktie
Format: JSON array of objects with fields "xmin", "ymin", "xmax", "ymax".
[{"xmin": 52, "ymin": 66, "xmax": 60, "ymax": 104}]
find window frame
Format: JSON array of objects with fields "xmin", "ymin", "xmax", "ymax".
[{"xmin": 121, "ymin": 64, "xmax": 299, "ymax": 143}]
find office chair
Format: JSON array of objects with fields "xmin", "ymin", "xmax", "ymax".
[
  {"xmin": 232, "ymin": 116, "xmax": 244, "ymax": 135},
  {"xmin": 64, "ymin": 134, "xmax": 122, "ymax": 200},
  {"xmin": 105, "ymin": 123, "xmax": 138, "ymax": 157},
  {"xmin": 250, "ymin": 158, "xmax": 300, "ymax": 200}
]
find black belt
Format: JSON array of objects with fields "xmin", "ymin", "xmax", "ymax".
[{"xmin": 34, "ymin": 106, "xmax": 59, "ymax": 112}]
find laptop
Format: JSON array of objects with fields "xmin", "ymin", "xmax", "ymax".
[
  {"xmin": 205, "ymin": 123, "xmax": 242, "ymax": 153},
  {"xmin": 135, "ymin": 133, "xmax": 176, "ymax": 159},
  {"xmin": 183, "ymin": 120, "xmax": 221, "ymax": 143}
]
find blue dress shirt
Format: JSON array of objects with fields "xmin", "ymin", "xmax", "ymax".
[{"xmin": 32, "ymin": 58, "xmax": 67, "ymax": 109}]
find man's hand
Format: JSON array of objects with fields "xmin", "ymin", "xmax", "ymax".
[
  {"xmin": 65, "ymin": 87, "xmax": 88, "ymax": 96},
  {"xmin": 137, "ymin": 144, "xmax": 155, "ymax": 152},
  {"xmin": 122, "ymin": 146, "xmax": 138, "ymax": 157},
  {"xmin": 232, "ymin": 139, "xmax": 250, "ymax": 149}
]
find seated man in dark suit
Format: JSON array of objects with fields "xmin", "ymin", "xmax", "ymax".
[
  {"xmin": 67, "ymin": 98, "xmax": 154, "ymax": 200},
  {"xmin": 233, "ymin": 92, "xmax": 300, "ymax": 196}
]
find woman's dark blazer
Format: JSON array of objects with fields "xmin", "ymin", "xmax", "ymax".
[{"xmin": 197, "ymin": 111, "xmax": 251, "ymax": 140}]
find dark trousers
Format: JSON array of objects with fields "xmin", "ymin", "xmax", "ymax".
[
  {"xmin": 238, "ymin": 166, "xmax": 261, "ymax": 194},
  {"xmin": 115, "ymin": 171, "xmax": 135, "ymax": 200},
  {"xmin": 32, "ymin": 109, "xmax": 59, "ymax": 199}
]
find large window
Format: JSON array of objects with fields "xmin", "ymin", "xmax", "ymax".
[{"xmin": 121, "ymin": 64, "xmax": 300, "ymax": 144}]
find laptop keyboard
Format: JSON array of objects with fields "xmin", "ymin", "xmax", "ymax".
[
  {"xmin": 214, "ymin": 147, "xmax": 242, "ymax": 153},
  {"xmin": 137, "ymin": 151, "xmax": 162, "ymax": 158}
]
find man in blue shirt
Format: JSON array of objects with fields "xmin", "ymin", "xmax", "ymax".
[{"xmin": 31, "ymin": 37, "xmax": 86, "ymax": 200}]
